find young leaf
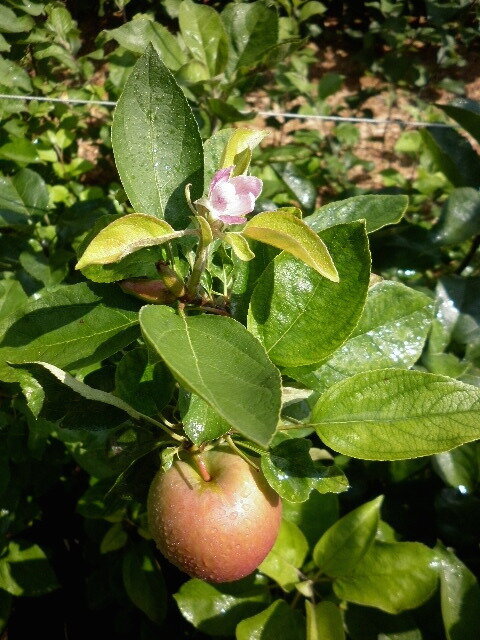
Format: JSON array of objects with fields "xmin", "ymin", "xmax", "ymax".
[
  {"xmin": 75, "ymin": 213, "xmax": 181, "ymax": 269},
  {"xmin": 220, "ymin": 128, "xmax": 268, "ymax": 170},
  {"xmin": 313, "ymin": 497, "xmax": 382, "ymax": 577},
  {"xmin": 436, "ymin": 543, "xmax": 480, "ymax": 640},
  {"xmin": 333, "ymin": 541, "xmax": 438, "ymax": 615},
  {"xmin": 180, "ymin": 392, "xmax": 231, "ymax": 444},
  {"xmin": 243, "ymin": 209, "xmax": 339, "ymax": 282},
  {"xmin": 305, "ymin": 195, "xmax": 408, "ymax": 234},
  {"xmin": 224, "ymin": 231, "xmax": 255, "ymax": 261},
  {"xmin": 259, "ymin": 520, "xmax": 308, "ymax": 591},
  {"xmin": 248, "ymin": 222, "xmax": 370, "ymax": 367},
  {"xmin": 312, "ymin": 369, "xmax": 480, "ymax": 460},
  {"xmin": 139, "ymin": 306, "xmax": 281, "ymax": 447},
  {"xmin": 112, "ymin": 44, "xmax": 204, "ymax": 228},
  {"xmin": 236, "ymin": 600, "xmax": 306, "ymax": 640},
  {"xmin": 179, "ymin": 0, "xmax": 229, "ymax": 77}
]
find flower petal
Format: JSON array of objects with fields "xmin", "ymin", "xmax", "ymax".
[
  {"xmin": 210, "ymin": 181, "xmax": 237, "ymax": 216},
  {"xmin": 219, "ymin": 214, "xmax": 247, "ymax": 225},
  {"xmin": 230, "ymin": 175, "xmax": 263, "ymax": 199},
  {"xmin": 210, "ymin": 166, "xmax": 234, "ymax": 194}
]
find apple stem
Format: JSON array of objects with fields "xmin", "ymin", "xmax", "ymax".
[
  {"xmin": 194, "ymin": 454, "xmax": 212, "ymax": 482},
  {"xmin": 226, "ymin": 436, "xmax": 260, "ymax": 472}
]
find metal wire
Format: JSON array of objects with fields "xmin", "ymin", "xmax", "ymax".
[{"xmin": 0, "ymin": 93, "xmax": 459, "ymax": 128}]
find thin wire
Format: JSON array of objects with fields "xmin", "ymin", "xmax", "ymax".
[{"xmin": 0, "ymin": 92, "xmax": 459, "ymax": 128}]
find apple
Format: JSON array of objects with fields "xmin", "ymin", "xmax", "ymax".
[{"xmin": 147, "ymin": 447, "xmax": 282, "ymax": 583}]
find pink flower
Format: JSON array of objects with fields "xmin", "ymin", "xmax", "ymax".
[{"xmin": 195, "ymin": 167, "xmax": 262, "ymax": 225}]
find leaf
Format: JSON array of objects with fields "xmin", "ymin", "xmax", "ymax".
[
  {"xmin": 333, "ymin": 541, "xmax": 438, "ymax": 615},
  {"xmin": 140, "ymin": 306, "xmax": 281, "ymax": 447},
  {"xmin": 180, "ymin": 392, "xmax": 231, "ymax": 444},
  {"xmin": 436, "ymin": 543, "xmax": 480, "ymax": 640},
  {"xmin": 313, "ymin": 497, "xmax": 382, "ymax": 577},
  {"xmin": 236, "ymin": 599, "xmax": 306, "ymax": 640},
  {"xmin": 248, "ymin": 222, "xmax": 370, "ymax": 367},
  {"xmin": 344, "ymin": 605, "xmax": 423, "ymax": 640},
  {"xmin": 437, "ymin": 99, "xmax": 480, "ymax": 145},
  {"xmin": 0, "ymin": 5, "xmax": 34, "ymax": 32},
  {"xmin": 0, "ymin": 282, "xmax": 139, "ymax": 384},
  {"xmin": 272, "ymin": 162, "xmax": 316, "ymax": 213},
  {"xmin": 0, "ymin": 279, "xmax": 27, "ymax": 319},
  {"xmin": 432, "ymin": 443, "xmax": 479, "ymax": 492},
  {"xmin": 244, "ymin": 209, "xmax": 339, "ymax": 281},
  {"xmin": 261, "ymin": 438, "xmax": 348, "ymax": 503},
  {"xmin": 306, "ymin": 601, "xmax": 345, "ymax": 640},
  {"xmin": 100, "ymin": 523, "xmax": 128, "ymax": 554},
  {"xmin": 312, "ymin": 369, "xmax": 480, "ymax": 460},
  {"xmin": 221, "ymin": 1, "xmax": 279, "ymax": 73},
  {"xmin": 112, "ymin": 44, "xmax": 204, "ymax": 229},
  {"xmin": 0, "ymin": 169, "xmax": 48, "ymax": 227},
  {"xmin": 75, "ymin": 213, "xmax": 180, "ymax": 269},
  {"xmin": 204, "ymin": 129, "xmax": 235, "ymax": 188},
  {"xmin": 179, "ymin": 0, "xmax": 229, "ymax": 76},
  {"xmin": 305, "ymin": 195, "xmax": 408, "ymax": 234},
  {"xmin": 174, "ymin": 575, "xmax": 270, "ymax": 636},
  {"xmin": 122, "ymin": 541, "xmax": 167, "ymax": 625},
  {"xmin": 0, "ymin": 541, "xmax": 59, "ymax": 597},
  {"xmin": 431, "ymin": 188, "xmax": 480, "ymax": 245},
  {"xmin": 220, "ymin": 128, "xmax": 269, "ymax": 171},
  {"xmin": 259, "ymin": 520, "xmax": 308, "ymax": 591},
  {"xmin": 283, "ymin": 493, "xmax": 339, "ymax": 548},
  {"xmin": 286, "ymin": 280, "xmax": 434, "ymax": 391},
  {"xmin": 224, "ymin": 232, "xmax": 255, "ymax": 261},
  {"xmin": 420, "ymin": 127, "xmax": 480, "ymax": 188},
  {"xmin": 0, "ymin": 139, "xmax": 39, "ymax": 164}
]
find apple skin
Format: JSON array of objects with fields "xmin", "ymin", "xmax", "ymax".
[{"xmin": 147, "ymin": 448, "xmax": 282, "ymax": 583}]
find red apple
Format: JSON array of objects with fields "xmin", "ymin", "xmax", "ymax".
[{"xmin": 147, "ymin": 447, "xmax": 282, "ymax": 583}]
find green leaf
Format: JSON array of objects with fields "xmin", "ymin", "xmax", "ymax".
[
  {"xmin": 20, "ymin": 249, "xmax": 69, "ymax": 288},
  {"xmin": 421, "ymin": 127, "xmax": 480, "ymax": 188},
  {"xmin": 437, "ymin": 99, "xmax": 480, "ymax": 145},
  {"xmin": 221, "ymin": 1, "xmax": 279, "ymax": 73},
  {"xmin": 437, "ymin": 543, "xmax": 480, "ymax": 640},
  {"xmin": 100, "ymin": 523, "xmax": 128, "ymax": 554},
  {"xmin": 313, "ymin": 497, "xmax": 382, "ymax": 577},
  {"xmin": 312, "ymin": 369, "xmax": 480, "ymax": 460},
  {"xmin": 433, "ymin": 443, "xmax": 479, "ymax": 492},
  {"xmin": 140, "ymin": 306, "xmax": 281, "ymax": 447},
  {"xmin": 261, "ymin": 438, "xmax": 348, "ymax": 502},
  {"xmin": 174, "ymin": 575, "xmax": 270, "ymax": 636},
  {"xmin": 344, "ymin": 605, "xmax": 423, "ymax": 640},
  {"xmin": 180, "ymin": 392, "xmax": 231, "ymax": 444},
  {"xmin": 244, "ymin": 209, "xmax": 338, "ymax": 281},
  {"xmin": 306, "ymin": 601, "xmax": 345, "ymax": 640},
  {"xmin": 0, "ymin": 5, "xmax": 34, "ymax": 32},
  {"xmin": 283, "ymin": 492, "xmax": 339, "ymax": 548},
  {"xmin": 236, "ymin": 599, "xmax": 306, "ymax": 640},
  {"xmin": 0, "ymin": 279, "xmax": 27, "ymax": 319},
  {"xmin": 272, "ymin": 163, "xmax": 316, "ymax": 213},
  {"xmin": 259, "ymin": 520, "xmax": 308, "ymax": 591},
  {"xmin": 220, "ymin": 128, "xmax": 269, "ymax": 171},
  {"xmin": 286, "ymin": 280, "xmax": 434, "ymax": 391},
  {"xmin": 11, "ymin": 168, "xmax": 49, "ymax": 216},
  {"xmin": 0, "ymin": 138, "xmax": 39, "ymax": 164},
  {"xmin": 224, "ymin": 232, "xmax": 255, "ymax": 261},
  {"xmin": 75, "ymin": 213, "xmax": 180, "ymax": 269},
  {"xmin": 248, "ymin": 222, "xmax": 370, "ymax": 367},
  {"xmin": 112, "ymin": 44, "xmax": 204, "ymax": 229},
  {"xmin": 122, "ymin": 541, "xmax": 167, "ymax": 625},
  {"xmin": 333, "ymin": 541, "xmax": 438, "ymax": 615},
  {"xmin": 204, "ymin": 128, "xmax": 235, "ymax": 188},
  {"xmin": 0, "ymin": 282, "xmax": 139, "ymax": 384},
  {"xmin": 179, "ymin": 0, "xmax": 229, "ymax": 76},
  {"xmin": 431, "ymin": 188, "xmax": 480, "ymax": 245},
  {"xmin": 106, "ymin": 15, "xmax": 186, "ymax": 69},
  {"xmin": 305, "ymin": 195, "xmax": 408, "ymax": 234},
  {"xmin": 0, "ymin": 541, "xmax": 59, "ymax": 597}
]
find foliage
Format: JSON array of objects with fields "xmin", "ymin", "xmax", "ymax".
[{"xmin": 0, "ymin": 1, "xmax": 480, "ymax": 639}]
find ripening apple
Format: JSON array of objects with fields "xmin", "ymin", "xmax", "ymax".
[{"xmin": 147, "ymin": 447, "xmax": 282, "ymax": 583}]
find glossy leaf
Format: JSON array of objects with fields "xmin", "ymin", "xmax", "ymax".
[
  {"xmin": 224, "ymin": 232, "xmax": 255, "ymax": 261},
  {"xmin": 0, "ymin": 541, "xmax": 59, "ymax": 597},
  {"xmin": 437, "ymin": 99, "xmax": 480, "ymax": 144},
  {"xmin": 174, "ymin": 575, "xmax": 270, "ymax": 636},
  {"xmin": 75, "ymin": 213, "xmax": 180, "ymax": 269},
  {"xmin": 0, "ymin": 278, "xmax": 27, "ymax": 319},
  {"xmin": 306, "ymin": 601, "xmax": 345, "ymax": 640},
  {"xmin": 0, "ymin": 283, "xmax": 139, "ymax": 384},
  {"xmin": 312, "ymin": 369, "xmax": 480, "ymax": 460},
  {"xmin": 261, "ymin": 438, "xmax": 348, "ymax": 502},
  {"xmin": 437, "ymin": 543, "xmax": 480, "ymax": 640},
  {"xmin": 334, "ymin": 541, "xmax": 438, "ymax": 614},
  {"xmin": 0, "ymin": 169, "xmax": 48, "ymax": 227},
  {"xmin": 431, "ymin": 188, "xmax": 480, "ymax": 246},
  {"xmin": 180, "ymin": 392, "xmax": 231, "ymax": 444},
  {"xmin": 305, "ymin": 194, "xmax": 408, "ymax": 234},
  {"xmin": 283, "ymin": 492, "xmax": 339, "ymax": 548},
  {"xmin": 313, "ymin": 497, "xmax": 382, "ymax": 577},
  {"xmin": 244, "ymin": 209, "xmax": 339, "ymax": 281},
  {"xmin": 421, "ymin": 127, "xmax": 480, "ymax": 188},
  {"xmin": 259, "ymin": 520, "xmax": 309, "ymax": 591},
  {"xmin": 112, "ymin": 45, "xmax": 204, "ymax": 228},
  {"xmin": 236, "ymin": 599, "xmax": 306, "ymax": 640},
  {"xmin": 248, "ymin": 222, "xmax": 370, "ymax": 367},
  {"xmin": 179, "ymin": 0, "xmax": 228, "ymax": 76},
  {"xmin": 433, "ymin": 443, "xmax": 479, "ymax": 492},
  {"xmin": 286, "ymin": 280, "xmax": 434, "ymax": 390},
  {"xmin": 272, "ymin": 162, "xmax": 316, "ymax": 213},
  {"xmin": 122, "ymin": 541, "xmax": 167, "ymax": 625},
  {"xmin": 140, "ymin": 306, "xmax": 281, "ymax": 447}
]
